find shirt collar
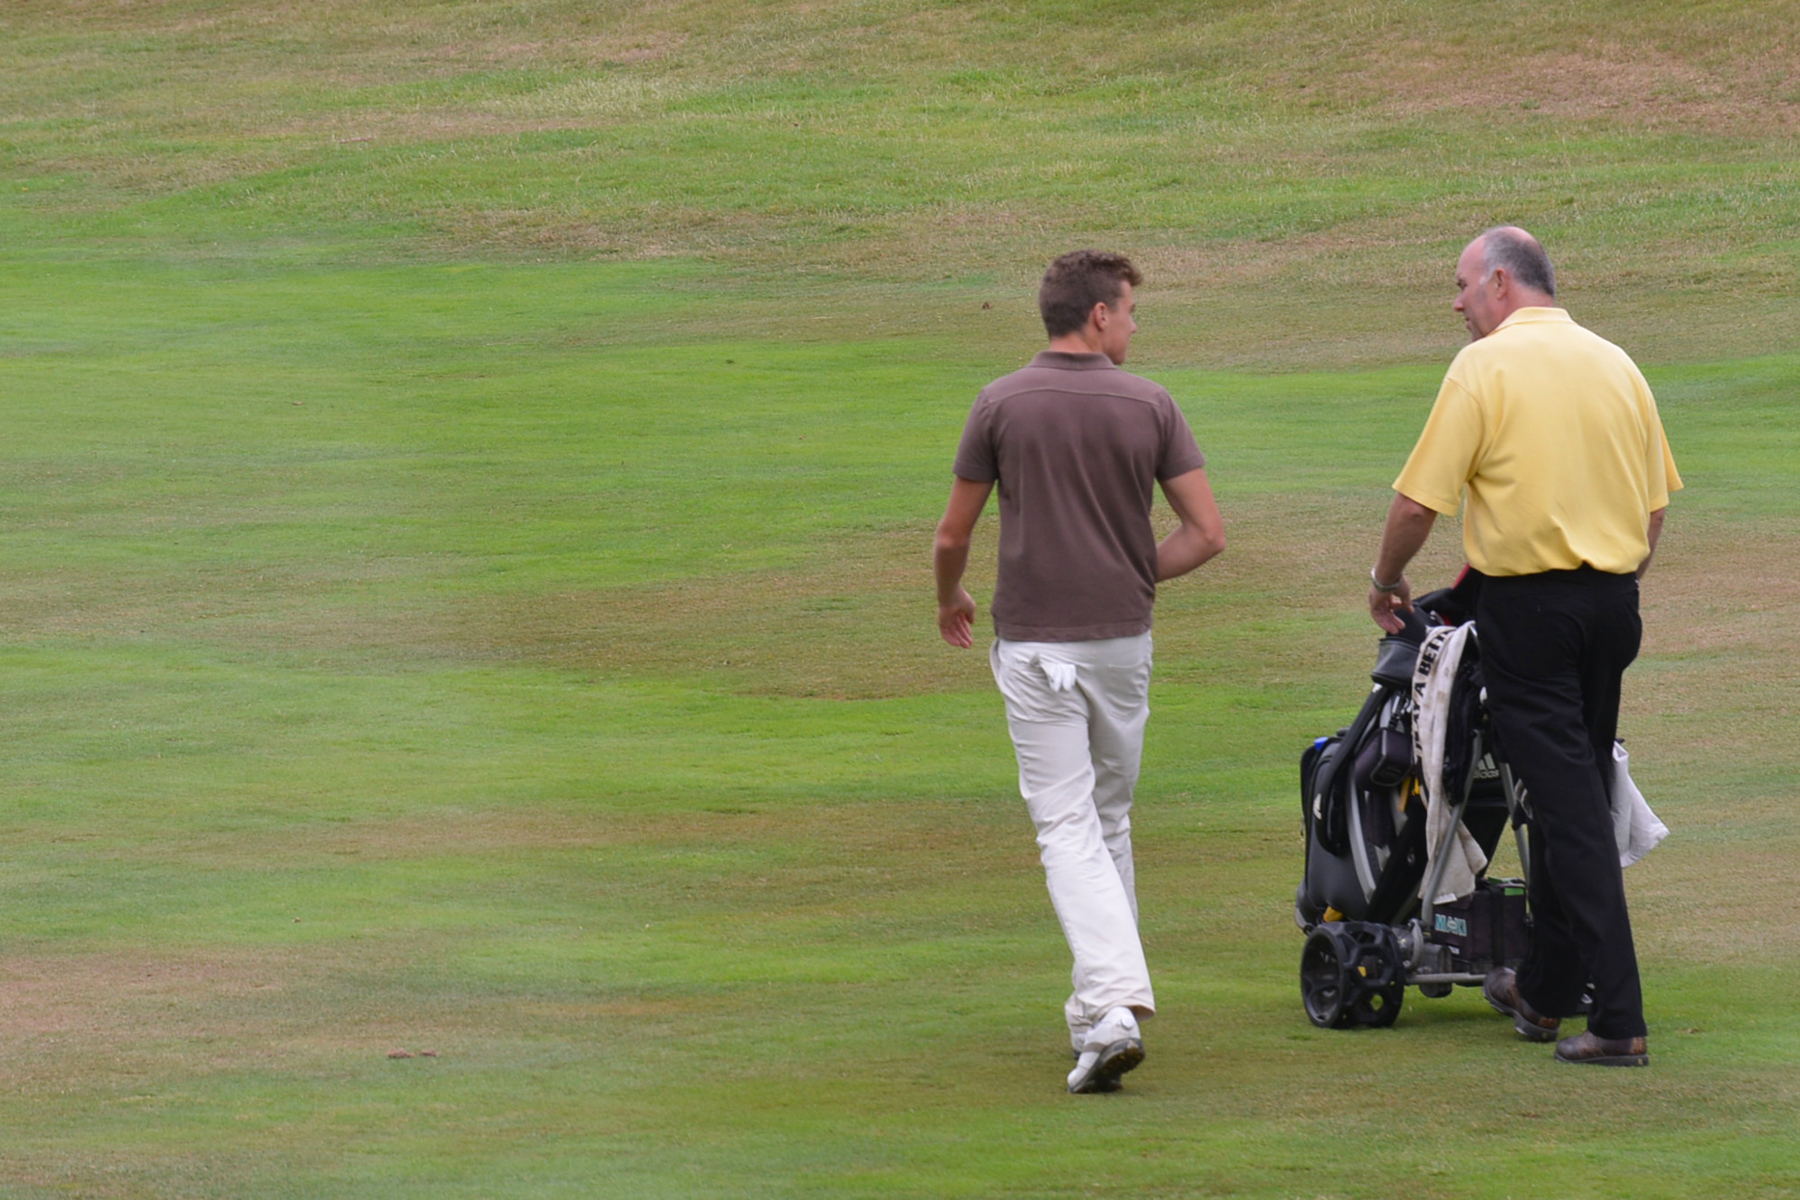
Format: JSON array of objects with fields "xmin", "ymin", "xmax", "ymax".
[
  {"xmin": 1494, "ymin": 306, "xmax": 1572, "ymax": 332},
  {"xmin": 1028, "ymin": 350, "xmax": 1117, "ymax": 370}
]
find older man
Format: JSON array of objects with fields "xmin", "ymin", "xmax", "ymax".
[
  {"xmin": 1368, "ymin": 227, "xmax": 1680, "ymax": 1066},
  {"xmin": 934, "ymin": 250, "xmax": 1224, "ymax": 1093}
]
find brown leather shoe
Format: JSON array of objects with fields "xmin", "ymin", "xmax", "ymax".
[
  {"xmin": 1555, "ymin": 1030, "xmax": 1649, "ymax": 1067},
  {"xmin": 1482, "ymin": 967, "xmax": 1560, "ymax": 1042}
]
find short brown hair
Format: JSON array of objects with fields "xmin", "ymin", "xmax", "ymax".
[{"xmin": 1038, "ymin": 250, "xmax": 1142, "ymax": 338}]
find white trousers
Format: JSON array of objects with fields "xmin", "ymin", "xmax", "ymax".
[{"xmin": 990, "ymin": 634, "xmax": 1156, "ymax": 1034}]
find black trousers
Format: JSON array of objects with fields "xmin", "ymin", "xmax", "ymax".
[{"xmin": 1477, "ymin": 567, "xmax": 1647, "ymax": 1041}]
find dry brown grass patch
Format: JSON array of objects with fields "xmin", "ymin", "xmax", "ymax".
[
  {"xmin": 457, "ymin": 524, "xmax": 993, "ymax": 699},
  {"xmin": 1642, "ymin": 526, "xmax": 1800, "ymax": 657},
  {"xmin": 1633, "ymin": 837, "xmax": 1800, "ymax": 965},
  {"xmin": 0, "ymin": 947, "xmax": 316, "ymax": 1047},
  {"xmin": 186, "ymin": 804, "xmax": 790, "ymax": 865},
  {"xmin": 1328, "ymin": 41, "xmax": 1800, "ymax": 134}
]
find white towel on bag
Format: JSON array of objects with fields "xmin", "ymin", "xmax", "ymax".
[
  {"xmin": 1612, "ymin": 742, "xmax": 1669, "ymax": 868},
  {"xmin": 1410, "ymin": 623, "xmax": 1489, "ymax": 904}
]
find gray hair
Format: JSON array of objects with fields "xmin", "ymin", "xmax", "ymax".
[{"xmin": 1480, "ymin": 226, "xmax": 1556, "ymax": 297}]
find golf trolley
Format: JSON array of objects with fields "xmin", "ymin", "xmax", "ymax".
[{"xmin": 1293, "ymin": 575, "xmax": 1533, "ymax": 1029}]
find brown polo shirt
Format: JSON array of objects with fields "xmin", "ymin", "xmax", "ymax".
[{"xmin": 953, "ymin": 351, "xmax": 1206, "ymax": 642}]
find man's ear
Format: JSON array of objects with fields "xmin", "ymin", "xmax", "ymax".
[{"xmin": 1090, "ymin": 301, "xmax": 1110, "ymax": 330}]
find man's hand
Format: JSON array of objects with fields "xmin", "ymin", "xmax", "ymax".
[
  {"xmin": 934, "ymin": 476, "xmax": 993, "ymax": 650},
  {"xmin": 939, "ymin": 588, "xmax": 977, "ymax": 648},
  {"xmin": 1369, "ymin": 493, "xmax": 1437, "ymax": 632},
  {"xmin": 1369, "ymin": 576, "xmax": 1413, "ymax": 634}
]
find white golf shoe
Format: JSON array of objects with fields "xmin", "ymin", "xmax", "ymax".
[{"xmin": 1066, "ymin": 1006, "xmax": 1145, "ymax": 1094}]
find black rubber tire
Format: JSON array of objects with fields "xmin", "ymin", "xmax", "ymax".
[
  {"xmin": 1300, "ymin": 922, "xmax": 1405, "ymax": 1029},
  {"xmin": 1301, "ymin": 926, "xmax": 1351, "ymax": 1028}
]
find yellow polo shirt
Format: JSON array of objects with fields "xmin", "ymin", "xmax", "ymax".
[{"xmin": 1394, "ymin": 308, "xmax": 1681, "ymax": 577}]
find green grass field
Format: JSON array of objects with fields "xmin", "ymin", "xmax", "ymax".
[{"xmin": 2, "ymin": 2, "xmax": 1798, "ymax": 1196}]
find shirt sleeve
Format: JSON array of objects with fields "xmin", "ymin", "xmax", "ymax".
[
  {"xmin": 951, "ymin": 392, "xmax": 998, "ymax": 482},
  {"xmin": 1393, "ymin": 370, "xmax": 1484, "ymax": 516},
  {"xmin": 1635, "ymin": 367, "xmax": 1681, "ymax": 508},
  {"xmin": 1648, "ymin": 404, "xmax": 1681, "ymax": 507},
  {"xmin": 1658, "ymin": 429, "xmax": 1682, "ymax": 499},
  {"xmin": 1157, "ymin": 395, "xmax": 1207, "ymax": 480}
]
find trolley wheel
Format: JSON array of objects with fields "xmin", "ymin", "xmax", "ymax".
[{"xmin": 1300, "ymin": 922, "xmax": 1406, "ymax": 1029}]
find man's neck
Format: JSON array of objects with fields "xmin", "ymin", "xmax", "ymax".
[
  {"xmin": 1496, "ymin": 293, "xmax": 1558, "ymax": 324},
  {"xmin": 1046, "ymin": 332, "xmax": 1104, "ymax": 355}
]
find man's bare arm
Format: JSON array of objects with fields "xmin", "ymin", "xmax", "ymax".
[
  {"xmin": 934, "ymin": 476, "xmax": 994, "ymax": 648},
  {"xmin": 1368, "ymin": 492, "xmax": 1438, "ymax": 632},
  {"xmin": 1637, "ymin": 506, "xmax": 1667, "ymax": 579},
  {"xmin": 1155, "ymin": 468, "xmax": 1226, "ymax": 582}
]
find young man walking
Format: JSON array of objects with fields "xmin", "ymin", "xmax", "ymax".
[
  {"xmin": 933, "ymin": 250, "xmax": 1225, "ymax": 1093},
  {"xmin": 1368, "ymin": 226, "xmax": 1680, "ymax": 1066}
]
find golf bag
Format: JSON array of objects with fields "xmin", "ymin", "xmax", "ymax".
[{"xmin": 1293, "ymin": 570, "xmax": 1534, "ymax": 1029}]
